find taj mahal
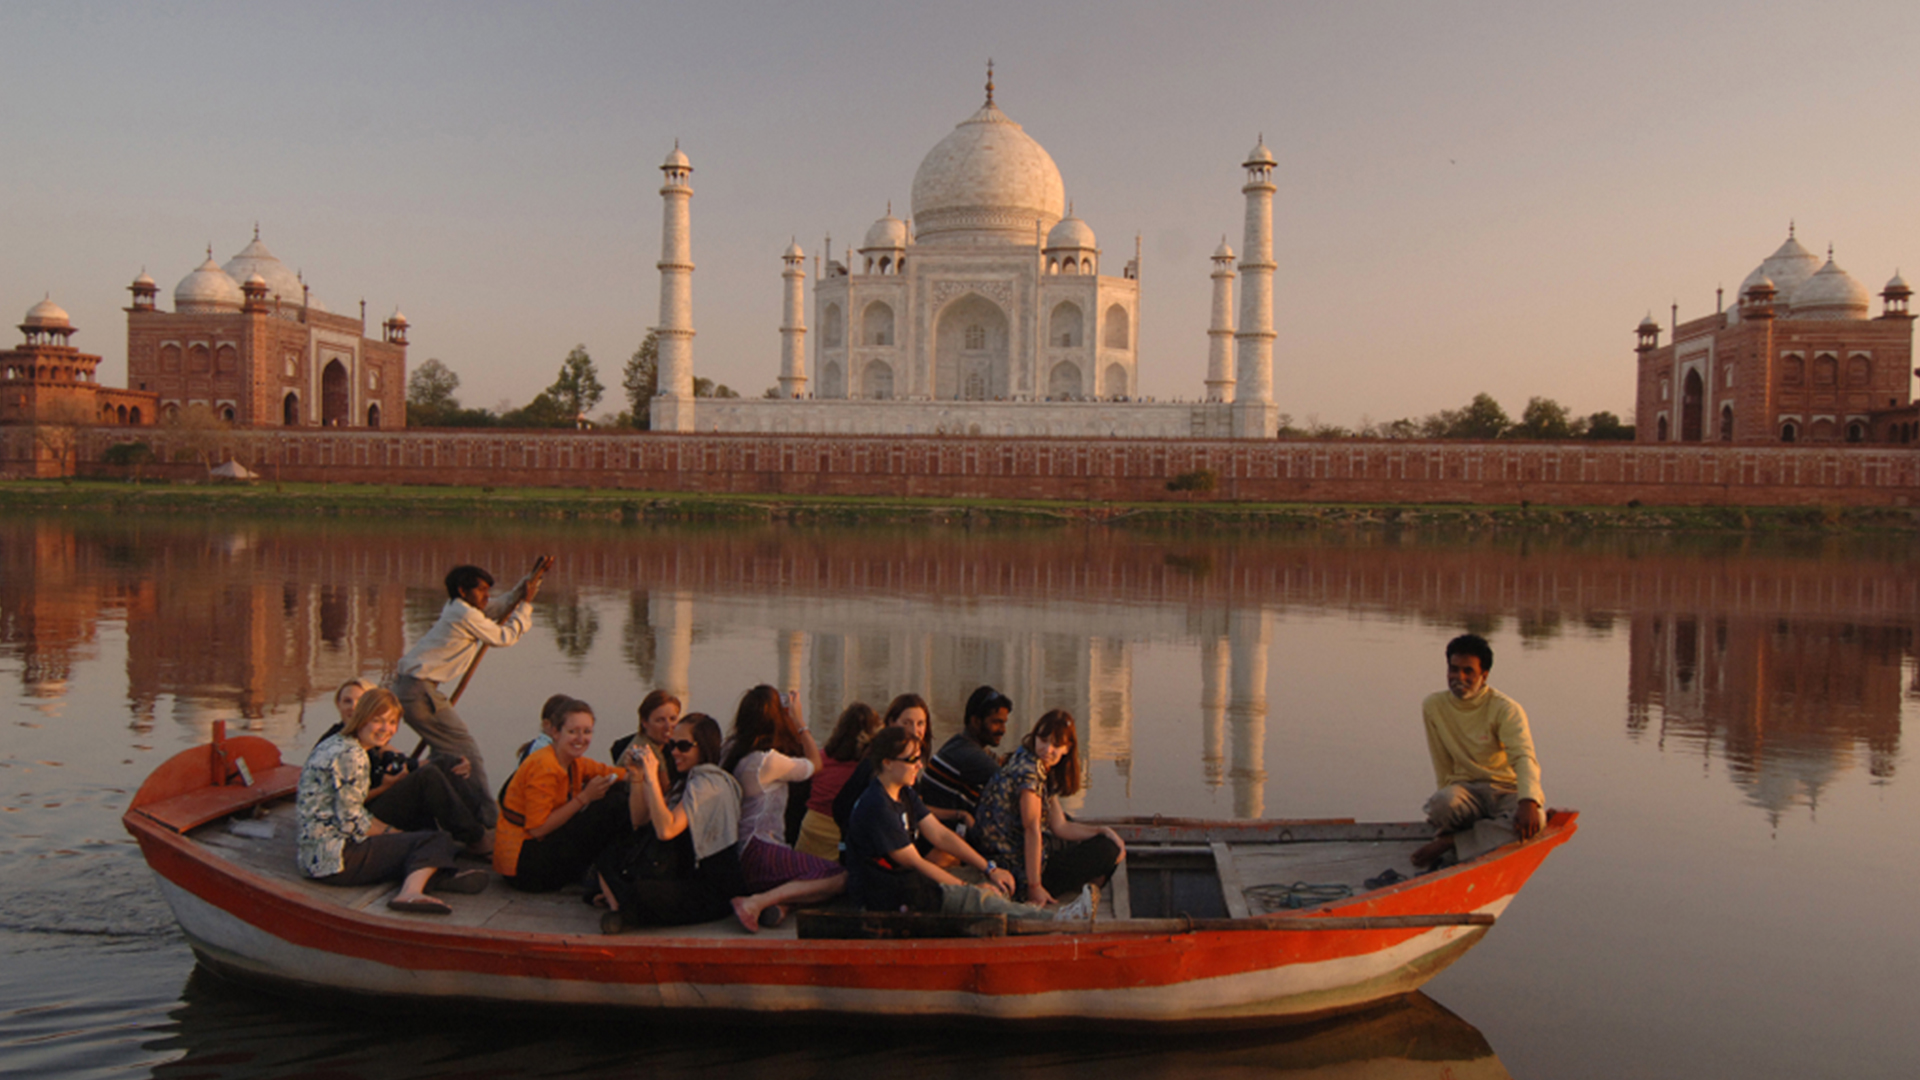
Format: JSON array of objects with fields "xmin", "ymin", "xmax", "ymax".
[{"xmin": 649, "ymin": 68, "xmax": 1280, "ymax": 440}]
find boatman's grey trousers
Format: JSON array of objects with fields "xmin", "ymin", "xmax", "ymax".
[{"xmin": 393, "ymin": 673, "xmax": 498, "ymax": 827}]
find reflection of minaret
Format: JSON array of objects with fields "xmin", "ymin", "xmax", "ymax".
[
  {"xmin": 650, "ymin": 590, "xmax": 693, "ymax": 703},
  {"xmin": 1227, "ymin": 607, "xmax": 1271, "ymax": 818},
  {"xmin": 1087, "ymin": 638, "xmax": 1133, "ymax": 797},
  {"xmin": 1200, "ymin": 635, "xmax": 1229, "ymax": 788}
]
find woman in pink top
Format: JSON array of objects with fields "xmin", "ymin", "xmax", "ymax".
[
  {"xmin": 720, "ymin": 685, "xmax": 846, "ymax": 931},
  {"xmin": 796, "ymin": 702, "xmax": 881, "ymax": 858}
]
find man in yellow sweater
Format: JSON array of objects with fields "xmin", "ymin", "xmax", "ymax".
[{"xmin": 1411, "ymin": 633, "xmax": 1544, "ymax": 869}]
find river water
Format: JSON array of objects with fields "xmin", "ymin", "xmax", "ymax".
[{"xmin": 1, "ymin": 513, "xmax": 1915, "ymax": 1078}]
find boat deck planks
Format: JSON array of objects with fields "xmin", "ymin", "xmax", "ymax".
[{"xmin": 180, "ymin": 798, "xmax": 1429, "ymax": 940}]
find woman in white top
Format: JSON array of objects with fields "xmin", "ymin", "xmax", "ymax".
[{"xmin": 720, "ymin": 685, "xmax": 846, "ymax": 932}]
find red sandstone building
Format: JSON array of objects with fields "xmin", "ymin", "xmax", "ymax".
[
  {"xmin": 1635, "ymin": 229, "xmax": 1916, "ymax": 446},
  {"xmin": 125, "ymin": 231, "xmax": 409, "ymax": 428},
  {"xmin": 1, "ymin": 298, "xmax": 158, "ymax": 475}
]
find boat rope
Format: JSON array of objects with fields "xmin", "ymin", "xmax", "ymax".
[{"xmin": 1245, "ymin": 881, "xmax": 1354, "ymax": 912}]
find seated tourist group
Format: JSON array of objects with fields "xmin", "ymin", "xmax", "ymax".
[{"xmin": 295, "ymin": 564, "xmax": 1540, "ymax": 932}]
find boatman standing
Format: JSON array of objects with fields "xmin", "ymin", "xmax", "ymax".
[
  {"xmin": 1411, "ymin": 633, "xmax": 1544, "ymax": 870},
  {"xmin": 393, "ymin": 562, "xmax": 546, "ymax": 829}
]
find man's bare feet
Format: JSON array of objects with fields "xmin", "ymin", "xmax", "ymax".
[{"xmin": 1410, "ymin": 836, "xmax": 1455, "ymax": 869}]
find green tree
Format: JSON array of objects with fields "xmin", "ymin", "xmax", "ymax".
[
  {"xmin": 1584, "ymin": 411, "xmax": 1635, "ymax": 440},
  {"xmin": 546, "ymin": 345, "xmax": 604, "ymax": 420},
  {"xmin": 692, "ymin": 376, "xmax": 739, "ymax": 399},
  {"xmin": 1444, "ymin": 393, "xmax": 1511, "ymax": 439},
  {"xmin": 406, "ymin": 358, "xmax": 462, "ymax": 426},
  {"xmin": 621, "ymin": 332, "xmax": 658, "ymax": 429},
  {"xmin": 1510, "ymin": 396, "xmax": 1578, "ymax": 440},
  {"xmin": 498, "ymin": 391, "xmax": 574, "ymax": 428}
]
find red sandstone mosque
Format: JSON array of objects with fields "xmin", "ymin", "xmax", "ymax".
[{"xmin": 1634, "ymin": 227, "xmax": 1917, "ymax": 446}]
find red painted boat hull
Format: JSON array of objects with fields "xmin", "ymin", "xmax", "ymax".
[{"xmin": 126, "ymin": 733, "xmax": 1576, "ymax": 1026}]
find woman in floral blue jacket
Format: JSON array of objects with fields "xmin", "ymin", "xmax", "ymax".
[{"xmin": 296, "ymin": 688, "xmax": 482, "ymax": 914}]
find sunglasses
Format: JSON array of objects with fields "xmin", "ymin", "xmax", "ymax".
[
  {"xmin": 666, "ymin": 739, "xmax": 698, "ymax": 753},
  {"xmin": 889, "ymin": 754, "xmax": 922, "ymax": 766}
]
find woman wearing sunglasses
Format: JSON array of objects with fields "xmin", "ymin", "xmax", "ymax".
[
  {"xmin": 595, "ymin": 713, "xmax": 751, "ymax": 931},
  {"xmin": 843, "ymin": 726, "xmax": 1096, "ymax": 921}
]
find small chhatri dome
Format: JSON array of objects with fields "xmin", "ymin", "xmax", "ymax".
[
  {"xmin": 863, "ymin": 206, "xmax": 909, "ymax": 250},
  {"xmin": 1638, "ymin": 313, "xmax": 1659, "ymax": 330},
  {"xmin": 663, "ymin": 141, "xmax": 691, "ymax": 170},
  {"xmin": 1213, "ymin": 236, "xmax": 1236, "ymax": 260},
  {"xmin": 23, "ymin": 296, "xmax": 72, "ymax": 329},
  {"xmin": 388, "ymin": 308, "xmax": 408, "ymax": 326},
  {"xmin": 1045, "ymin": 207, "xmax": 1096, "ymax": 251},
  {"xmin": 1245, "ymin": 135, "xmax": 1276, "ymax": 166},
  {"xmin": 1887, "ymin": 270, "xmax": 1909, "ymax": 291},
  {"xmin": 174, "ymin": 256, "xmax": 244, "ymax": 312},
  {"xmin": 784, "ymin": 239, "xmax": 805, "ymax": 260},
  {"xmin": 131, "ymin": 270, "xmax": 156, "ymax": 288},
  {"xmin": 1788, "ymin": 254, "xmax": 1871, "ymax": 319}
]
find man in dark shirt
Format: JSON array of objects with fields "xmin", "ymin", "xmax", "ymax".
[{"xmin": 919, "ymin": 685, "xmax": 1011, "ymax": 820}]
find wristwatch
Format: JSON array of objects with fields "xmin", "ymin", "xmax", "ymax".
[{"xmin": 984, "ymin": 860, "xmax": 997, "ymax": 873}]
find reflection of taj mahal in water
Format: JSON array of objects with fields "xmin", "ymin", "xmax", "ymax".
[{"xmin": 636, "ymin": 590, "xmax": 1277, "ymax": 817}]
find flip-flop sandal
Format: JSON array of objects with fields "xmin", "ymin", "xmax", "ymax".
[
  {"xmin": 388, "ymin": 896, "xmax": 452, "ymax": 915},
  {"xmin": 429, "ymin": 868, "xmax": 489, "ymax": 895}
]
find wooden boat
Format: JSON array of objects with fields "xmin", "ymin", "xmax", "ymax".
[{"xmin": 124, "ymin": 724, "xmax": 1577, "ymax": 1027}]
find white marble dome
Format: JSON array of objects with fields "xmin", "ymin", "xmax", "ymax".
[
  {"xmin": 1245, "ymin": 136, "xmax": 1276, "ymax": 166},
  {"xmin": 1788, "ymin": 256, "xmax": 1870, "ymax": 319},
  {"xmin": 1046, "ymin": 211, "xmax": 1095, "ymax": 251},
  {"xmin": 174, "ymin": 257, "xmax": 244, "ymax": 313},
  {"xmin": 911, "ymin": 100, "xmax": 1065, "ymax": 245},
  {"xmin": 224, "ymin": 235, "xmax": 308, "ymax": 306},
  {"xmin": 663, "ymin": 145, "xmax": 691, "ymax": 170},
  {"xmin": 1213, "ymin": 238, "xmax": 1236, "ymax": 260},
  {"xmin": 862, "ymin": 210, "xmax": 909, "ymax": 251},
  {"xmin": 784, "ymin": 239, "xmax": 805, "ymax": 260},
  {"xmin": 23, "ymin": 297, "xmax": 71, "ymax": 328},
  {"xmin": 1741, "ymin": 232, "xmax": 1821, "ymax": 307},
  {"xmin": 131, "ymin": 271, "xmax": 156, "ymax": 289}
]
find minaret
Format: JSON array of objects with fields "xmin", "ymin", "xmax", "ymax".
[
  {"xmin": 1206, "ymin": 236, "xmax": 1237, "ymax": 402},
  {"xmin": 650, "ymin": 142, "xmax": 697, "ymax": 432},
  {"xmin": 1231, "ymin": 136, "xmax": 1278, "ymax": 438},
  {"xmin": 779, "ymin": 240, "xmax": 808, "ymax": 398}
]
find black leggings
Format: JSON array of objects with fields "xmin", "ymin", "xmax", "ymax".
[
  {"xmin": 1035, "ymin": 832, "xmax": 1122, "ymax": 901},
  {"xmin": 368, "ymin": 761, "xmax": 486, "ymax": 846},
  {"xmin": 507, "ymin": 786, "xmax": 635, "ymax": 893},
  {"xmin": 309, "ymin": 830, "xmax": 458, "ymax": 888}
]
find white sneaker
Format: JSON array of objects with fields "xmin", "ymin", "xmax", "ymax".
[{"xmin": 1053, "ymin": 884, "xmax": 1098, "ymax": 921}]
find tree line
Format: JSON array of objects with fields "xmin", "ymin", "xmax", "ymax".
[
  {"xmin": 405, "ymin": 333, "xmax": 738, "ymax": 430},
  {"xmin": 1280, "ymin": 393, "xmax": 1633, "ymax": 442}
]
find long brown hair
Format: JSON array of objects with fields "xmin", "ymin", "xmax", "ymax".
[
  {"xmin": 883, "ymin": 693, "xmax": 929, "ymax": 729},
  {"xmin": 721, "ymin": 684, "xmax": 804, "ymax": 774},
  {"xmin": 1022, "ymin": 709, "xmax": 1082, "ymax": 799},
  {"xmin": 823, "ymin": 702, "xmax": 880, "ymax": 762}
]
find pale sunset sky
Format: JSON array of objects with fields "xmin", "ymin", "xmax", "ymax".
[{"xmin": 5, "ymin": 1, "xmax": 1918, "ymax": 426}]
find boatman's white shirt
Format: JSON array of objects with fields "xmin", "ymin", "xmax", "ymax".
[{"xmin": 395, "ymin": 597, "xmax": 533, "ymax": 684}]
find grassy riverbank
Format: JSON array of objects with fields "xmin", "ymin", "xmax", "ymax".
[{"xmin": 3, "ymin": 478, "xmax": 1915, "ymax": 532}]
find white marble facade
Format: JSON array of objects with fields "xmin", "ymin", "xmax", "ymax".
[{"xmin": 653, "ymin": 68, "xmax": 1276, "ymax": 438}]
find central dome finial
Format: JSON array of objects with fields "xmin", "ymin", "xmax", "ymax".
[{"xmin": 985, "ymin": 59, "xmax": 995, "ymax": 107}]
